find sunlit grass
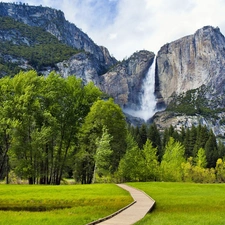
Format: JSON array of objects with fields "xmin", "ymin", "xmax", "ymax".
[
  {"xmin": 0, "ymin": 184, "xmax": 133, "ymax": 225},
  {"xmin": 129, "ymin": 182, "xmax": 225, "ymax": 225}
]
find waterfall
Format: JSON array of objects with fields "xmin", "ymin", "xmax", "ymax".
[
  {"xmin": 139, "ymin": 57, "xmax": 156, "ymax": 121},
  {"xmin": 123, "ymin": 58, "xmax": 157, "ymax": 121}
]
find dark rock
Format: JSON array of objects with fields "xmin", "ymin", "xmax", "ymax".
[{"xmin": 100, "ymin": 50, "xmax": 155, "ymax": 108}]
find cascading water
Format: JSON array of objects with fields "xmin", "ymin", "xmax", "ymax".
[
  {"xmin": 124, "ymin": 57, "xmax": 157, "ymax": 121},
  {"xmin": 139, "ymin": 57, "xmax": 157, "ymax": 121}
]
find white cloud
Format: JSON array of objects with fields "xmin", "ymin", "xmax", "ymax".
[{"xmin": 1, "ymin": 0, "xmax": 225, "ymax": 60}]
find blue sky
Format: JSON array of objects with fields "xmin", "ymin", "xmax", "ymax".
[{"xmin": 2, "ymin": 0, "xmax": 225, "ymax": 60}]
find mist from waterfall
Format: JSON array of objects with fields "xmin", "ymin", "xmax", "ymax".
[{"xmin": 124, "ymin": 58, "xmax": 157, "ymax": 121}]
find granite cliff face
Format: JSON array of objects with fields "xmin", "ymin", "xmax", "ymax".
[
  {"xmin": 99, "ymin": 50, "xmax": 155, "ymax": 109},
  {"xmin": 154, "ymin": 26, "xmax": 225, "ymax": 138},
  {"xmin": 155, "ymin": 26, "xmax": 225, "ymax": 107},
  {"xmin": 57, "ymin": 52, "xmax": 100, "ymax": 85}
]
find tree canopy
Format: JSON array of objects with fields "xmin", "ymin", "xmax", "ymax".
[{"xmin": 0, "ymin": 70, "xmax": 102, "ymax": 184}]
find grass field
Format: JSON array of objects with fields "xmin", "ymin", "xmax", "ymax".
[
  {"xmin": 0, "ymin": 184, "xmax": 133, "ymax": 225},
  {"xmin": 129, "ymin": 182, "xmax": 225, "ymax": 225}
]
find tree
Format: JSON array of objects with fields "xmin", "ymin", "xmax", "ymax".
[
  {"xmin": 160, "ymin": 137, "xmax": 185, "ymax": 181},
  {"xmin": 138, "ymin": 123, "xmax": 147, "ymax": 149},
  {"xmin": 4, "ymin": 71, "xmax": 102, "ymax": 184},
  {"xmin": 117, "ymin": 132, "xmax": 142, "ymax": 182},
  {"xmin": 92, "ymin": 127, "xmax": 113, "ymax": 183},
  {"xmin": 0, "ymin": 76, "xmax": 13, "ymax": 182},
  {"xmin": 185, "ymin": 125, "xmax": 197, "ymax": 157},
  {"xmin": 9, "ymin": 70, "xmax": 44, "ymax": 184},
  {"xmin": 193, "ymin": 125, "xmax": 209, "ymax": 156},
  {"xmin": 75, "ymin": 98, "xmax": 127, "ymax": 183},
  {"xmin": 204, "ymin": 130, "xmax": 218, "ymax": 167},
  {"xmin": 181, "ymin": 157, "xmax": 194, "ymax": 182},
  {"xmin": 147, "ymin": 123, "xmax": 162, "ymax": 160},
  {"xmin": 215, "ymin": 158, "xmax": 225, "ymax": 182},
  {"xmin": 141, "ymin": 139, "xmax": 159, "ymax": 181},
  {"xmin": 195, "ymin": 148, "xmax": 207, "ymax": 168}
]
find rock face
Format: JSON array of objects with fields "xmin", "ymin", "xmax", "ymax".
[
  {"xmin": 155, "ymin": 26, "xmax": 225, "ymax": 106},
  {"xmin": 100, "ymin": 50, "xmax": 155, "ymax": 108},
  {"xmin": 153, "ymin": 111, "xmax": 225, "ymax": 138},
  {"xmin": 57, "ymin": 52, "xmax": 100, "ymax": 85},
  {"xmin": 154, "ymin": 26, "xmax": 225, "ymax": 138},
  {"xmin": 0, "ymin": 2, "xmax": 116, "ymax": 74}
]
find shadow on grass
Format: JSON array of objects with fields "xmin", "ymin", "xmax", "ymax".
[{"xmin": 0, "ymin": 205, "xmax": 72, "ymax": 212}]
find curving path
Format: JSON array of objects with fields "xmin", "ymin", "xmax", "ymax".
[{"xmin": 94, "ymin": 184, "xmax": 155, "ymax": 225}]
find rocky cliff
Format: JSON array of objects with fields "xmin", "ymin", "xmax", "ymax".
[
  {"xmin": 100, "ymin": 50, "xmax": 155, "ymax": 108},
  {"xmin": 155, "ymin": 26, "xmax": 225, "ymax": 107},
  {"xmin": 0, "ymin": 2, "xmax": 116, "ymax": 74},
  {"xmin": 154, "ymin": 26, "xmax": 225, "ymax": 138}
]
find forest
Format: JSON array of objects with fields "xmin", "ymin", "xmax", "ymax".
[{"xmin": 1, "ymin": 71, "xmax": 225, "ymax": 185}]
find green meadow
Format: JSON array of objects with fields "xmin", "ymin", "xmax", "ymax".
[
  {"xmin": 0, "ymin": 184, "xmax": 133, "ymax": 225},
  {"xmin": 130, "ymin": 182, "xmax": 225, "ymax": 225},
  {"xmin": 1, "ymin": 182, "xmax": 225, "ymax": 225}
]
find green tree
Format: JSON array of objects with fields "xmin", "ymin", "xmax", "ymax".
[
  {"xmin": 147, "ymin": 123, "xmax": 162, "ymax": 160},
  {"xmin": 0, "ymin": 76, "xmax": 14, "ymax": 182},
  {"xmin": 193, "ymin": 125, "xmax": 209, "ymax": 156},
  {"xmin": 9, "ymin": 71, "xmax": 43, "ymax": 184},
  {"xmin": 215, "ymin": 158, "xmax": 225, "ymax": 182},
  {"xmin": 160, "ymin": 137, "xmax": 185, "ymax": 181},
  {"xmin": 195, "ymin": 148, "xmax": 207, "ymax": 168},
  {"xmin": 75, "ymin": 98, "xmax": 127, "ymax": 183},
  {"xmin": 117, "ymin": 132, "xmax": 142, "ymax": 182},
  {"xmin": 5, "ymin": 71, "xmax": 102, "ymax": 184},
  {"xmin": 181, "ymin": 157, "xmax": 194, "ymax": 182},
  {"xmin": 93, "ymin": 127, "xmax": 113, "ymax": 183},
  {"xmin": 141, "ymin": 139, "xmax": 159, "ymax": 181},
  {"xmin": 139, "ymin": 123, "xmax": 147, "ymax": 149},
  {"xmin": 185, "ymin": 125, "xmax": 197, "ymax": 157},
  {"xmin": 204, "ymin": 130, "xmax": 218, "ymax": 167}
]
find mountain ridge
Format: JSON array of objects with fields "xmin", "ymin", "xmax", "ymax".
[
  {"xmin": 1, "ymin": 3, "xmax": 225, "ymax": 139},
  {"xmin": 0, "ymin": 2, "xmax": 116, "ymax": 74}
]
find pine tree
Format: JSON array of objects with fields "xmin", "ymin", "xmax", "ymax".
[
  {"xmin": 147, "ymin": 123, "xmax": 162, "ymax": 159},
  {"xmin": 139, "ymin": 123, "xmax": 147, "ymax": 148},
  {"xmin": 204, "ymin": 130, "xmax": 218, "ymax": 168}
]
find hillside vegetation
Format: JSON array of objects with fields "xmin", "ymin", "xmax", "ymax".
[{"xmin": 0, "ymin": 16, "xmax": 79, "ymax": 76}]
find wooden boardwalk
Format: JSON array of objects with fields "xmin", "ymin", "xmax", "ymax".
[{"xmin": 90, "ymin": 184, "xmax": 155, "ymax": 225}]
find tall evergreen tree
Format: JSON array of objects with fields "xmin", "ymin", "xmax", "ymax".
[
  {"xmin": 193, "ymin": 125, "xmax": 209, "ymax": 156},
  {"xmin": 147, "ymin": 123, "xmax": 162, "ymax": 160},
  {"xmin": 139, "ymin": 123, "xmax": 147, "ymax": 149},
  {"xmin": 205, "ymin": 130, "xmax": 218, "ymax": 168}
]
